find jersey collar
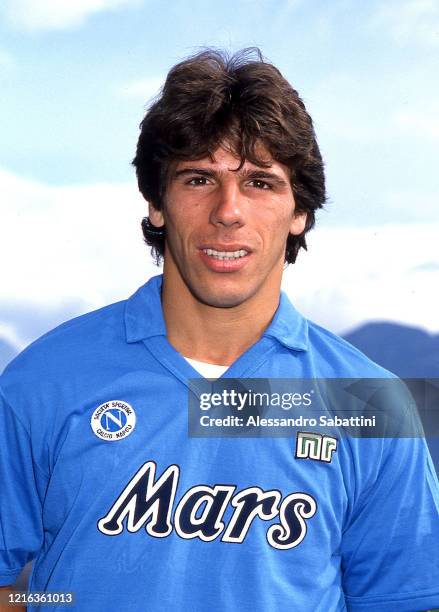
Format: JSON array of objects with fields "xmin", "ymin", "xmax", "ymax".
[{"xmin": 125, "ymin": 273, "xmax": 309, "ymax": 352}]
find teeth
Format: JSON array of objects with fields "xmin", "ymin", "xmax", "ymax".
[{"xmin": 203, "ymin": 248, "xmax": 248, "ymax": 260}]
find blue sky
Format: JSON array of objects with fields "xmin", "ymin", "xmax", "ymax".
[{"xmin": 0, "ymin": 0, "xmax": 438, "ymax": 352}]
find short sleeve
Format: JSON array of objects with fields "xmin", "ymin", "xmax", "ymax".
[
  {"xmin": 0, "ymin": 386, "xmax": 45, "ymax": 586},
  {"xmin": 341, "ymin": 436, "xmax": 439, "ymax": 611}
]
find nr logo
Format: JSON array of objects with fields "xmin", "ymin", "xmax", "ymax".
[{"xmin": 295, "ymin": 432, "xmax": 338, "ymax": 463}]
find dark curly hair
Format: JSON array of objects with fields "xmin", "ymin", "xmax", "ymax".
[{"xmin": 132, "ymin": 48, "xmax": 326, "ymax": 265}]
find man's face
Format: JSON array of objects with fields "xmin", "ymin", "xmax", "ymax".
[{"xmin": 149, "ymin": 143, "xmax": 307, "ymax": 309}]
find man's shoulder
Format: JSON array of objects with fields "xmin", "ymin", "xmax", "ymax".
[
  {"xmin": 305, "ymin": 318, "xmax": 396, "ymax": 378},
  {"xmin": 1, "ymin": 298, "xmax": 128, "ymax": 383}
]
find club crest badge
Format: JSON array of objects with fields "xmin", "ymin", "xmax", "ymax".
[{"xmin": 91, "ymin": 400, "xmax": 136, "ymax": 441}]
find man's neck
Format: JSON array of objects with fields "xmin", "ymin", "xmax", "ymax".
[{"xmin": 161, "ymin": 271, "xmax": 281, "ymax": 366}]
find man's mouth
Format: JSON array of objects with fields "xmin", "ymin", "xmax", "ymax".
[
  {"xmin": 198, "ymin": 245, "xmax": 252, "ymax": 272},
  {"xmin": 202, "ymin": 248, "xmax": 248, "ymax": 261}
]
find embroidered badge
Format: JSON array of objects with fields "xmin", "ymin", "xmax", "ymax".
[{"xmin": 91, "ymin": 400, "xmax": 136, "ymax": 441}]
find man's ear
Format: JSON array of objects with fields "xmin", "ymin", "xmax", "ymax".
[
  {"xmin": 148, "ymin": 201, "xmax": 165, "ymax": 227},
  {"xmin": 289, "ymin": 210, "xmax": 307, "ymax": 236}
]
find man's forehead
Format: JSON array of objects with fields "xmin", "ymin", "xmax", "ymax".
[{"xmin": 173, "ymin": 142, "xmax": 282, "ymax": 174}]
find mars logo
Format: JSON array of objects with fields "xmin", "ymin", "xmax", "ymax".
[
  {"xmin": 98, "ymin": 461, "xmax": 317, "ymax": 550},
  {"xmin": 91, "ymin": 400, "xmax": 136, "ymax": 441}
]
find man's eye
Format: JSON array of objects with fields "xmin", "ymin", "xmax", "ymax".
[
  {"xmin": 187, "ymin": 177, "xmax": 209, "ymax": 186},
  {"xmin": 250, "ymin": 179, "xmax": 271, "ymax": 190}
]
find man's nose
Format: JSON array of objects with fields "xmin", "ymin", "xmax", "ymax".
[{"xmin": 209, "ymin": 181, "xmax": 245, "ymax": 228}]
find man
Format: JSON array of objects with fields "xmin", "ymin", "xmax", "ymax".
[{"xmin": 0, "ymin": 49, "xmax": 438, "ymax": 611}]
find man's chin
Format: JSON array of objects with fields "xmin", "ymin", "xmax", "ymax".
[{"xmin": 191, "ymin": 286, "xmax": 252, "ymax": 309}]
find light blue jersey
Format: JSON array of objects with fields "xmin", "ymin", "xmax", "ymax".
[{"xmin": 1, "ymin": 274, "xmax": 438, "ymax": 611}]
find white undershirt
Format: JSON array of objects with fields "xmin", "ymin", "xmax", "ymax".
[{"xmin": 184, "ymin": 357, "xmax": 229, "ymax": 379}]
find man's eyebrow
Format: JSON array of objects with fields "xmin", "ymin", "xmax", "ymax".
[
  {"xmin": 173, "ymin": 167, "xmax": 289, "ymax": 186},
  {"xmin": 241, "ymin": 169, "xmax": 289, "ymax": 186},
  {"xmin": 173, "ymin": 168, "xmax": 216, "ymax": 178}
]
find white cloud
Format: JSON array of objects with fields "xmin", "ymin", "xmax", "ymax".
[
  {"xmin": 282, "ymin": 224, "xmax": 439, "ymax": 335},
  {"xmin": 0, "ymin": 167, "xmax": 159, "ymax": 314},
  {"xmin": 1, "ymin": 0, "xmax": 141, "ymax": 31},
  {"xmin": 373, "ymin": 0, "xmax": 439, "ymax": 47},
  {"xmin": 0, "ymin": 323, "xmax": 26, "ymax": 351},
  {"xmin": 119, "ymin": 77, "xmax": 164, "ymax": 102}
]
